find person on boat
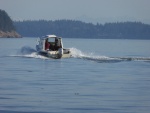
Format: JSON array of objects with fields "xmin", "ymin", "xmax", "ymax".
[
  {"xmin": 45, "ymin": 39, "xmax": 50, "ymax": 50},
  {"xmin": 55, "ymin": 38, "xmax": 60, "ymax": 50}
]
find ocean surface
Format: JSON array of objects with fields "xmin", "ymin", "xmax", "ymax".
[{"xmin": 0, "ymin": 37, "xmax": 150, "ymax": 113}]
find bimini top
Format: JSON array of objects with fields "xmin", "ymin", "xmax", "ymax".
[{"xmin": 42, "ymin": 35, "xmax": 58, "ymax": 39}]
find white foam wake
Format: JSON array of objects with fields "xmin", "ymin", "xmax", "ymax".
[
  {"xmin": 11, "ymin": 46, "xmax": 49, "ymax": 60},
  {"xmin": 10, "ymin": 47, "xmax": 150, "ymax": 62},
  {"xmin": 17, "ymin": 52, "xmax": 49, "ymax": 59},
  {"xmin": 70, "ymin": 48, "xmax": 112, "ymax": 60},
  {"xmin": 70, "ymin": 48, "xmax": 150, "ymax": 63}
]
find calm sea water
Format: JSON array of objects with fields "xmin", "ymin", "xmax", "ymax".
[{"xmin": 0, "ymin": 38, "xmax": 150, "ymax": 113}]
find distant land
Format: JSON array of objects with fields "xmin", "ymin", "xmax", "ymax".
[
  {"xmin": 0, "ymin": 9, "xmax": 21, "ymax": 38},
  {"xmin": 14, "ymin": 20, "xmax": 150, "ymax": 39}
]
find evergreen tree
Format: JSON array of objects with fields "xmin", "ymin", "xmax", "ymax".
[
  {"xmin": 0, "ymin": 9, "xmax": 15, "ymax": 32},
  {"xmin": 14, "ymin": 20, "xmax": 150, "ymax": 39}
]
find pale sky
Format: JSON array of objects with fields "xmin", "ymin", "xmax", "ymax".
[{"xmin": 0, "ymin": 0, "xmax": 150, "ymax": 24}]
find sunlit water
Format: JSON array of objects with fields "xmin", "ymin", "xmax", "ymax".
[{"xmin": 0, "ymin": 38, "xmax": 150, "ymax": 113}]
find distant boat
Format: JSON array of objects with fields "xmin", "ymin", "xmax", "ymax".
[{"xmin": 36, "ymin": 35, "xmax": 71, "ymax": 59}]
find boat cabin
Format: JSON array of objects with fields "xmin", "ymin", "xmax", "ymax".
[{"xmin": 36, "ymin": 35, "xmax": 63, "ymax": 52}]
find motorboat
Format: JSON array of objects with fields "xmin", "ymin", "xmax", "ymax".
[{"xmin": 36, "ymin": 35, "xmax": 71, "ymax": 59}]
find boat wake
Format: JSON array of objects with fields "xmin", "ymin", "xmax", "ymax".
[
  {"xmin": 70, "ymin": 48, "xmax": 150, "ymax": 63},
  {"xmin": 11, "ymin": 46, "xmax": 49, "ymax": 59},
  {"xmin": 10, "ymin": 46, "xmax": 150, "ymax": 63}
]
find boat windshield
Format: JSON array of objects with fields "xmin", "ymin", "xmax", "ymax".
[{"xmin": 48, "ymin": 38, "xmax": 55, "ymax": 42}]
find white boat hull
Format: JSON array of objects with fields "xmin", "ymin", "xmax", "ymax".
[{"xmin": 38, "ymin": 49, "xmax": 71, "ymax": 59}]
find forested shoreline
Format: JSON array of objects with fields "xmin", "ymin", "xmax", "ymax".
[
  {"xmin": 1, "ymin": 8, "xmax": 150, "ymax": 39},
  {"xmin": 14, "ymin": 20, "xmax": 150, "ymax": 39},
  {"xmin": 0, "ymin": 9, "xmax": 21, "ymax": 38}
]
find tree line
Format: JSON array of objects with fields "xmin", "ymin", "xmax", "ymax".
[
  {"xmin": 0, "ymin": 9, "xmax": 15, "ymax": 32},
  {"xmin": 14, "ymin": 20, "xmax": 150, "ymax": 39}
]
